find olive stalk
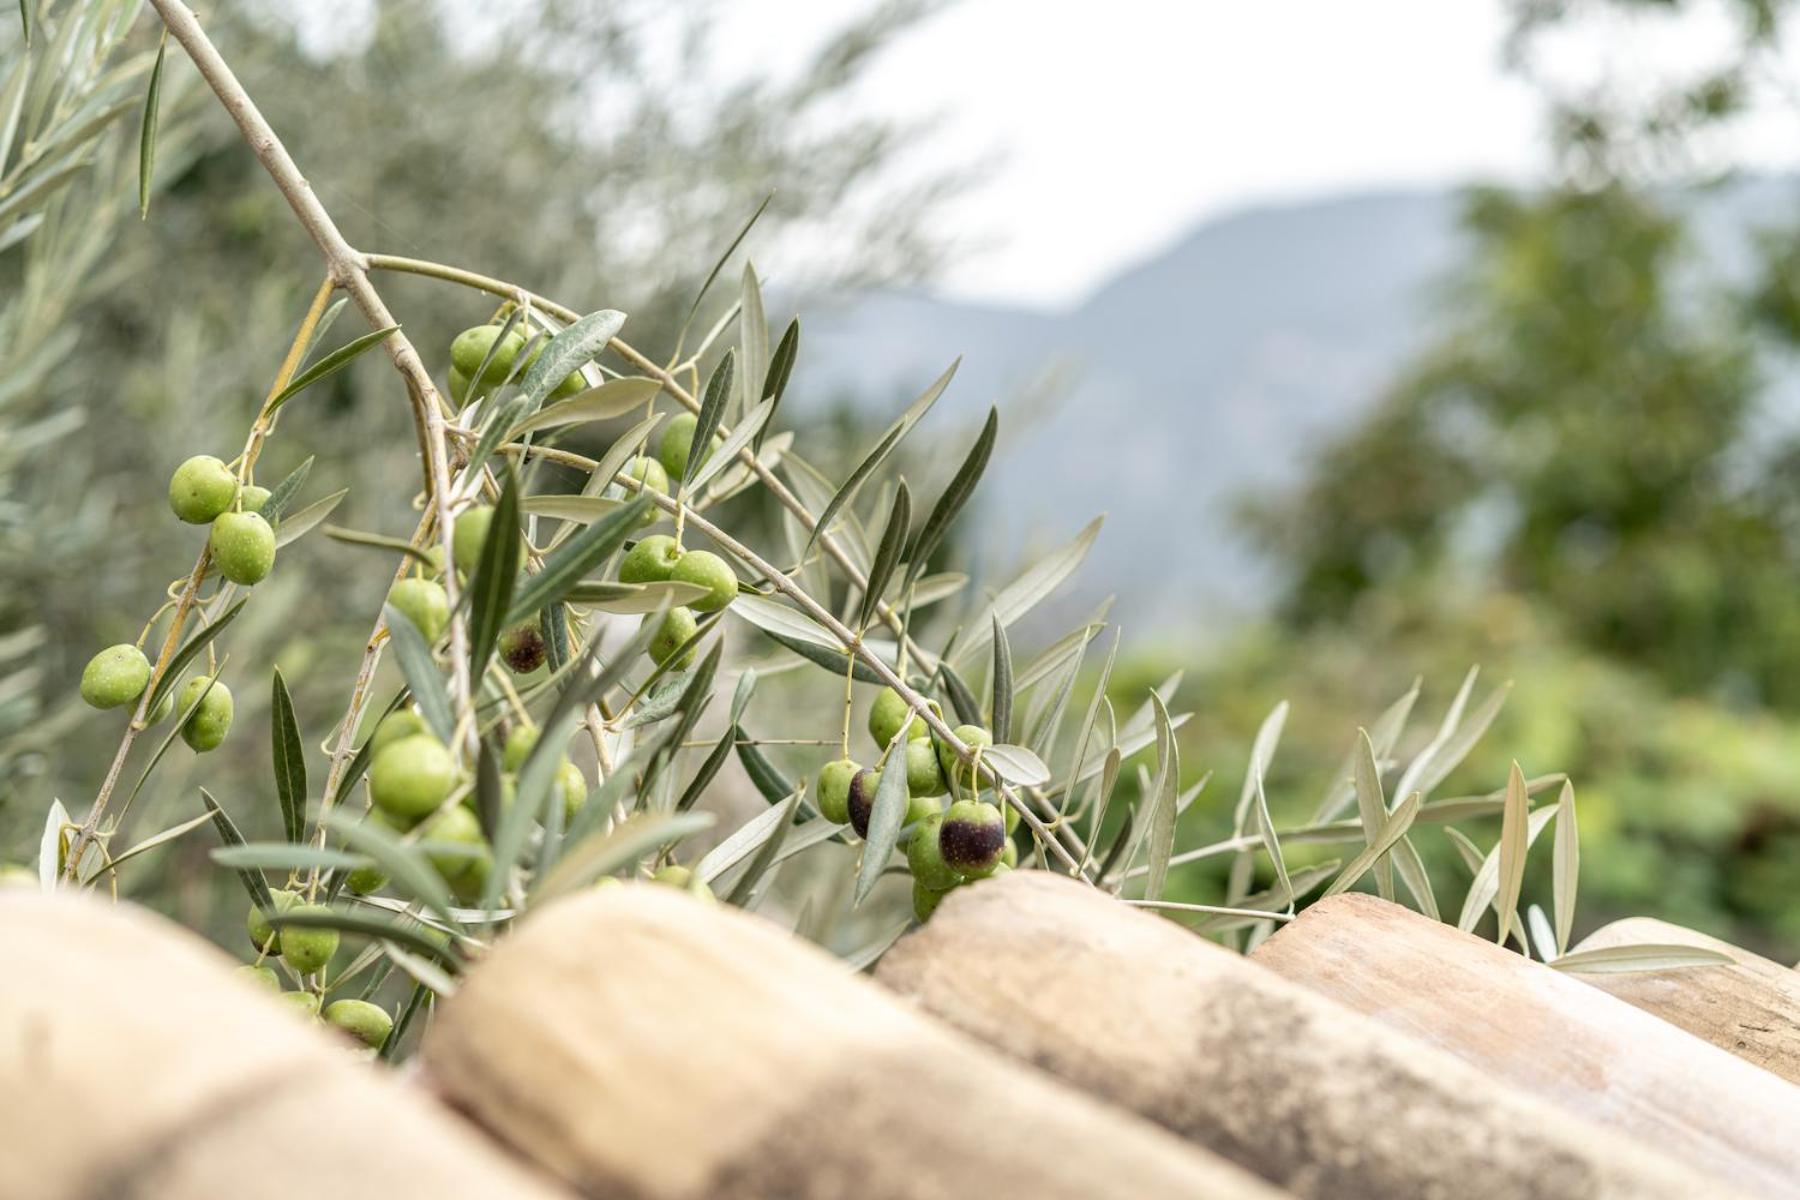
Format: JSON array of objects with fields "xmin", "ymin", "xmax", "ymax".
[{"xmin": 143, "ymin": 0, "xmax": 474, "ymax": 738}]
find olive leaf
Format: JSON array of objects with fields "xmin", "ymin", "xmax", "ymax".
[
  {"xmin": 532, "ymin": 811, "xmax": 716, "ymax": 904},
  {"xmin": 905, "ymin": 404, "xmax": 995, "ymax": 591},
  {"xmin": 854, "ymin": 729, "xmax": 913, "ymax": 906},
  {"xmin": 1548, "ymin": 943, "xmax": 1734, "ymax": 974},
  {"xmin": 272, "ymin": 488, "xmax": 348, "ymax": 549},
  {"xmin": 756, "ymin": 319, "xmax": 798, "ymax": 451},
  {"xmin": 564, "ymin": 579, "xmax": 710, "ymax": 613},
  {"xmin": 801, "ymin": 360, "xmax": 957, "ymax": 563},
  {"xmin": 521, "ymin": 495, "xmax": 624, "ymax": 525},
  {"xmin": 990, "ymin": 615, "xmax": 1013, "ymax": 743},
  {"xmin": 200, "ymin": 787, "xmax": 274, "ymax": 913},
  {"xmin": 1553, "ymin": 779, "xmax": 1579, "ymax": 956},
  {"xmin": 1492, "ymin": 761, "xmax": 1531, "ymax": 947},
  {"xmin": 682, "ymin": 348, "xmax": 736, "ymax": 489},
  {"xmin": 1142, "ymin": 693, "xmax": 1180, "ymax": 902},
  {"xmin": 1323, "ymin": 790, "xmax": 1423, "ymax": 899},
  {"xmin": 324, "ymin": 525, "xmax": 438, "ymax": 566},
  {"xmin": 952, "ymin": 514, "xmax": 1102, "ymax": 669},
  {"xmin": 266, "ymin": 325, "xmax": 400, "ymax": 414},
  {"xmin": 319, "ymin": 808, "xmax": 464, "ymax": 935},
  {"xmin": 136, "ymin": 30, "xmax": 166, "ymax": 219},
  {"xmin": 146, "ymin": 598, "xmax": 246, "ymax": 711},
  {"xmin": 675, "ymin": 192, "xmax": 770, "ymax": 357},
  {"xmin": 735, "ymin": 726, "xmax": 795, "ymax": 803},
  {"xmin": 858, "ymin": 480, "xmax": 911, "ymax": 632},
  {"xmin": 507, "ymin": 376, "xmax": 660, "ymax": 439},
  {"xmin": 518, "ymin": 308, "xmax": 627, "ymax": 411},
  {"xmin": 259, "ymin": 455, "xmax": 314, "ymax": 524},
  {"xmin": 723, "ymin": 787, "xmax": 804, "ymax": 906},
  {"xmin": 213, "ymin": 843, "xmax": 368, "ymax": 873},
  {"xmin": 269, "ymin": 906, "xmax": 463, "ymax": 970},
  {"xmin": 466, "ymin": 468, "xmax": 523, "ymax": 681},
  {"xmin": 738, "ymin": 261, "xmax": 769, "ymax": 422},
  {"xmin": 504, "ymin": 495, "xmax": 648, "ymax": 625},
  {"xmin": 676, "ymin": 725, "xmax": 737, "ymax": 812},
  {"xmin": 269, "ymin": 667, "xmax": 307, "ymax": 844},
  {"xmin": 382, "ymin": 601, "xmax": 452, "ymax": 743},
  {"xmin": 938, "ymin": 661, "xmax": 983, "ymax": 727},
  {"xmin": 686, "ymin": 395, "xmax": 774, "ymax": 494}
]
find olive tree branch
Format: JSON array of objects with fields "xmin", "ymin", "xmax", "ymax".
[
  {"xmin": 144, "ymin": 0, "xmax": 473, "ymax": 734},
  {"xmin": 363, "ymin": 252, "xmax": 936, "ymax": 668},
  {"xmin": 465, "ymin": 432, "xmax": 1086, "ymax": 875},
  {"xmin": 64, "ymin": 271, "xmax": 337, "ymax": 880}
]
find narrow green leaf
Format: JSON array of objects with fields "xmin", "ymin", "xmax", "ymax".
[
  {"xmin": 320, "ymin": 808, "xmax": 463, "ymax": 934},
  {"xmin": 136, "ymin": 31, "xmax": 166, "ymax": 219},
  {"xmin": 1313, "ymin": 677, "xmax": 1420, "ymax": 823},
  {"xmin": 564, "ymin": 579, "xmax": 709, "ymax": 613},
  {"xmin": 1142, "ymin": 694, "xmax": 1180, "ymax": 901},
  {"xmin": 145, "ymin": 599, "xmax": 247, "ymax": 711},
  {"xmin": 518, "ymin": 309, "xmax": 627, "ymax": 410},
  {"xmin": 382, "ymin": 602, "xmax": 452, "ymax": 743},
  {"xmin": 1493, "ymin": 761, "xmax": 1530, "ymax": 947},
  {"xmin": 859, "ymin": 481, "xmax": 911, "ymax": 632},
  {"xmin": 1389, "ymin": 835, "xmax": 1441, "ymax": 920},
  {"xmin": 685, "ymin": 396, "xmax": 775, "ymax": 494},
  {"xmin": 938, "ymin": 661, "xmax": 982, "ymax": 726},
  {"xmin": 260, "ymin": 456, "xmax": 314, "ymax": 524},
  {"xmin": 854, "ymin": 731, "xmax": 913, "ymax": 906},
  {"xmin": 532, "ymin": 811, "xmax": 715, "ymax": 903},
  {"xmin": 200, "ymin": 788, "xmax": 273, "ymax": 912},
  {"xmin": 521, "ymin": 495, "xmax": 624, "ymax": 525},
  {"xmin": 698, "ymin": 791, "xmax": 801, "ymax": 883},
  {"xmin": 507, "ymin": 376, "xmax": 660, "ymax": 439},
  {"xmin": 676, "ymin": 726, "xmax": 737, "ymax": 812},
  {"xmin": 270, "ymin": 668, "xmax": 307, "ymax": 844},
  {"xmin": 213, "ymin": 844, "xmax": 368, "ymax": 872},
  {"xmin": 323, "ymin": 524, "xmax": 437, "ymax": 566},
  {"xmin": 1553, "ymin": 779, "xmax": 1579, "ymax": 956},
  {"xmin": 504, "ymin": 496, "xmax": 648, "ymax": 625},
  {"xmin": 989, "ymin": 616, "xmax": 1015, "ymax": 744},
  {"xmin": 1252, "ymin": 771, "xmax": 1292, "ymax": 907},
  {"xmin": 732, "ymin": 593, "xmax": 839, "ymax": 650},
  {"xmin": 724, "ymin": 788, "xmax": 803, "ymax": 906},
  {"xmin": 682, "ymin": 349, "xmax": 735, "ymax": 489},
  {"xmin": 272, "ymin": 488, "xmax": 348, "ymax": 549},
  {"xmin": 107, "ymin": 810, "xmax": 217, "ymax": 870},
  {"xmin": 1456, "ymin": 805, "xmax": 1558, "ymax": 935},
  {"xmin": 267, "ymin": 326, "xmax": 399, "ymax": 413},
  {"xmin": 906, "ymin": 405, "xmax": 996, "ymax": 588},
  {"xmin": 1549, "ymin": 944, "xmax": 1735, "ymax": 974},
  {"xmin": 467, "ymin": 469, "xmax": 522, "ymax": 680},
  {"xmin": 756, "ymin": 319, "xmax": 798, "ymax": 451},
  {"xmin": 1323, "ymin": 790, "xmax": 1422, "ymax": 898},
  {"xmin": 677, "ymin": 193, "xmax": 771, "ymax": 354},
  {"xmin": 953, "ymin": 515, "xmax": 1103, "ymax": 667},
  {"xmin": 983, "ymin": 742, "xmax": 1050, "ymax": 787},
  {"xmin": 803, "ymin": 361, "xmax": 958, "ymax": 564},
  {"xmin": 1353, "ymin": 728, "xmax": 1393, "ymax": 902}
]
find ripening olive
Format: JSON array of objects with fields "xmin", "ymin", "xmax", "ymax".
[
  {"xmin": 177, "ymin": 676, "xmax": 233, "ymax": 752},
  {"xmin": 500, "ymin": 623, "xmax": 547, "ymax": 674},
  {"xmin": 450, "ymin": 324, "xmax": 526, "ymax": 388},
  {"xmin": 369, "ymin": 734, "xmax": 455, "ymax": 823},
  {"xmin": 905, "ymin": 738, "xmax": 945, "ymax": 798},
  {"xmin": 168, "ymin": 455, "xmax": 239, "ymax": 524},
  {"xmin": 939, "ymin": 799, "xmax": 1006, "ymax": 878},
  {"xmin": 209, "ymin": 511, "xmax": 276, "ymax": 585},
  {"xmin": 279, "ymin": 904, "xmax": 339, "ymax": 975},
  {"xmin": 906, "ymin": 811, "xmax": 962, "ymax": 892},
  {"xmin": 816, "ymin": 758, "xmax": 859, "ymax": 824},
  {"xmin": 452, "ymin": 505, "xmax": 496, "ymax": 574},
  {"xmin": 846, "ymin": 766, "xmax": 881, "ymax": 838},
  {"xmin": 644, "ymin": 606, "xmax": 698, "ymax": 669},
  {"xmin": 80, "ymin": 644, "xmax": 150, "ymax": 710},
  {"xmin": 669, "ymin": 549, "xmax": 738, "ymax": 613},
  {"xmin": 324, "ymin": 998, "xmax": 393, "ymax": 1050},
  {"xmin": 620, "ymin": 534, "xmax": 683, "ymax": 584},
  {"xmin": 388, "ymin": 577, "xmax": 450, "ymax": 643}
]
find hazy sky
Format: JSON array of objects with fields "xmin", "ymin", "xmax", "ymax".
[{"xmin": 725, "ymin": 0, "xmax": 1800, "ymax": 309}]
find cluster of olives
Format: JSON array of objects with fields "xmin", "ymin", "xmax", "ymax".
[
  {"xmin": 75, "ymin": 455, "xmax": 277, "ymax": 746},
  {"xmin": 446, "ymin": 322, "xmax": 586, "ymax": 407},
  {"xmin": 611, "ymin": 413, "xmax": 740, "ymax": 672},
  {"xmin": 815, "ymin": 687, "xmax": 1017, "ymax": 922},
  {"xmin": 235, "ymin": 955, "xmax": 393, "ymax": 1051}
]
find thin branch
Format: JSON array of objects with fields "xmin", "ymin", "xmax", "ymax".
[{"xmin": 146, "ymin": 0, "xmax": 472, "ymax": 735}]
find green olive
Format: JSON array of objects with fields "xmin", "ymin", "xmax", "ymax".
[
  {"xmin": 177, "ymin": 676, "xmax": 234, "ymax": 752},
  {"xmin": 816, "ymin": 758, "xmax": 860, "ymax": 824},
  {"xmin": 388, "ymin": 578, "xmax": 450, "ymax": 643},
  {"xmin": 620, "ymin": 534, "xmax": 682, "ymax": 585},
  {"xmin": 868, "ymin": 687, "xmax": 928, "ymax": 749},
  {"xmin": 369, "ymin": 709, "xmax": 430, "ymax": 756},
  {"xmin": 644, "ymin": 606, "xmax": 698, "ymax": 669},
  {"xmin": 368, "ymin": 734, "xmax": 455, "ymax": 823},
  {"xmin": 452, "ymin": 505, "xmax": 496, "ymax": 574},
  {"xmin": 324, "ymin": 998, "xmax": 393, "ymax": 1050},
  {"xmin": 279, "ymin": 904, "xmax": 339, "ymax": 975},
  {"xmin": 80, "ymin": 644, "xmax": 150, "ymax": 710},
  {"xmin": 906, "ymin": 811, "xmax": 962, "ymax": 891},
  {"xmin": 246, "ymin": 887, "xmax": 299, "ymax": 954},
  {"xmin": 209, "ymin": 511, "xmax": 276, "ymax": 585},
  {"xmin": 168, "ymin": 455, "xmax": 239, "ymax": 524},
  {"xmin": 450, "ymin": 324, "xmax": 527, "ymax": 387},
  {"xmin": 669, "ymin": 549, "xmax": 738, "ymax": 613}
]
